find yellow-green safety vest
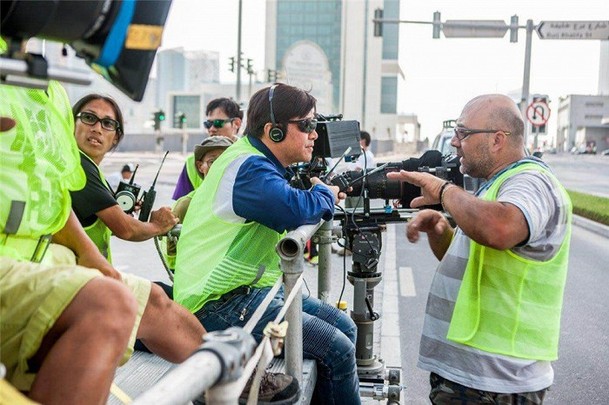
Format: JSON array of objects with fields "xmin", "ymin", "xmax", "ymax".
[
  {"xmin": 447, "ymin": 163, "xmax": 572, "ymax": 361},
  {"xmin": 79, "ymin": 152, "xmax": 114, "ymax": 263}
]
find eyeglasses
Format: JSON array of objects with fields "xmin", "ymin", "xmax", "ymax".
[
  {"xmin": 203, "ymin": 118, "xmax": 234, "ymax": 129},
  {"xmin": 453, "ymin": 127, "xmax": 511, "ymax": 141},
  {"xmin": 76, "ymin": 112, "xmax": 120, "ymax": 132},
  {"xmin": 287, "ymin": 118, "xmax": 318, "ymax": 134}
]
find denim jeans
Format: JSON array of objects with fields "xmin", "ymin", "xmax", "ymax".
[{"xmin": 195, "ymin": 287, "xmax": 361, "ymax": 405}]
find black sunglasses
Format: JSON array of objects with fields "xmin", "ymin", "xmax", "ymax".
[
  {"xmin": 76, "ymin": 111, "xmax": 120, "ymax": 132},
  {"xmin": 203, "ymin": 118, "xmax": 234, "ymax": 129},
  {"xmin": 287, "ymin": 118, "xmax": 318, "ymax": 134},
  {"xmin": 453, "ymin": 127, "xmax": 511, "ymax": 141}
]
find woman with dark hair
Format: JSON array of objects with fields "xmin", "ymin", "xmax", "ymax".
[{"xmin": 70, "ymin": 94, "xmax": 178, "ymax": 262}]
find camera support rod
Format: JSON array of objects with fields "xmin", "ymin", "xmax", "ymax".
[{"xmin": 0, "ymin": 56, "xmax": 92, "ymax": 89}]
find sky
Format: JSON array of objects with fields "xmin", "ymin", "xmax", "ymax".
[{"xmin": 160, "ymin": 0, "xmax": 608, "ymax": 141}]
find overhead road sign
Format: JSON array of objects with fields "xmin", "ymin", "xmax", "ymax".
[
  {"xmin": 536, "ymin": 21, "xmax": 609, "ymax": 40},
  {"xmin": 526, "ymin": 100, "xmax": 550, "ymax": 127},
  {"xmin": 442, "ymin": 20, "xmax": 508, "ymax": 38}
]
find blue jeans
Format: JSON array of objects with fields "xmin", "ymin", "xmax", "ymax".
[{"xmin": 195, "ymin": 287, "xmax": 361, "ymax": 405}]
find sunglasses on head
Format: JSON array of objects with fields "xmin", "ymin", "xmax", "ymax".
[
  {"xmin": 76, "ymin": 111, "xmax": 120, "ymax": 132},
  {"xmin": 203, "ymin": 118, "xmax": 234, "ymax": 129},
  {"xmin": 287, "ymin": 118, "xmax": 318, "ymax": 134}
]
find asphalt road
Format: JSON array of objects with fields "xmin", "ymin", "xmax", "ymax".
[{"xmin": 542, "ymin": 153, "xmax": 609, "ymax": 198}]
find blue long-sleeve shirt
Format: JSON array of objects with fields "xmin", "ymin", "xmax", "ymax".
[{"xmin": 230, "ymin": 136, "xmax": 335, "ymax": 233}]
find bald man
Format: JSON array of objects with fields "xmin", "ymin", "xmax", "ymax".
[{"xmin": 388, "ymin": 94, "xmax": 572, "ymax": 404}]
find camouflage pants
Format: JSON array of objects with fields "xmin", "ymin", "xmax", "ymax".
[{"xmin": 429, "ymin": 373, "xmax": 548, "ymax": 404}]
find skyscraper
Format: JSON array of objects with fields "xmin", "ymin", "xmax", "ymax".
[{"xmin": 265, "ymin": 0, "xmax": 404, "ymax": 153}]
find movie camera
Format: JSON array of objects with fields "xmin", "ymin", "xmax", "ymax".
[
  {"xmin": 332, "ymin": 151, "xmax": 462, "ymax": 209},
  {"xmin": 0, "ymin": 0, "xmax": 172, "ymax": 101},
  {"xmin": 291, "ymin": 114, "xmax": 463, "ymax": 209}
]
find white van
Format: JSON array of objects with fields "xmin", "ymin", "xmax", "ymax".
[{"xmin": 431, "ymin": 119, "xmax": 482, "ymax": 193}]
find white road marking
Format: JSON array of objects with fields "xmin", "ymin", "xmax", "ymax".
[
  {"xmin": 399, "ymin": 266, "xmax": 417, "ymax": 297},
  {"xmin": 381, "ymin": 225, "xmax": 402, "ymax": 363}
]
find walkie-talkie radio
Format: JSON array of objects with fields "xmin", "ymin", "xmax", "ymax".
[
  {"xmin": 138, "ymin": 151, "xmax": 169, "ymax": 222},
  {"xmin": 115, "ymin": 164, "xmax": 141, "ymax": 214}
]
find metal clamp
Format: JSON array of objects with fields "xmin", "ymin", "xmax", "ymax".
[{"xmin": 196, "ymin": 327, "xmax": 257, "ymax": 383}]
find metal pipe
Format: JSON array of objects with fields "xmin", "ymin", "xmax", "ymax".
[
  {"xmin": 316, "ymin": 220, "xmax": 333, "ymax": 303},
  {"xmin": 276, "ymin": 222, "xmax": 324, "ymax": 260},
  {"xmin": 132, "ymin": 351, "xmax": 222, "ymax": 405},
  {"xmin": 0, "ymin": 57, "xmax": 93, "ymax": 86},
  {"xmin": 276, "ymin": 221, "xmax": 324, "ymax": 383},
  {"xmin": 283, "ymin": 261, "xmax": 303, "ymax": 383}
]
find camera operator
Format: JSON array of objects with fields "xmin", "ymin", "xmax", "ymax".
[
  {"xmin": 174, "ymin": 83, "xmax": 360, "ymax": 405},
  {"xmin": 388, "ymin": 94, "xmax": 572, "ymax": 404}
]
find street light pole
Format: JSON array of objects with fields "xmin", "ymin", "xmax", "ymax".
[
  {"xmin": 236, "ymin": 0, "xmax": 243, "ymax": 102},
  {"xmin": 520, "ymin": 19, "xmax": 534, "ymax": 149}
]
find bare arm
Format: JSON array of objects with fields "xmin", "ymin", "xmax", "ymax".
[
  {"xmin": 52, "ymin": 211, "xmax": 121, "ymax": 279},
  {"xmin": 406, "ymin": 209, "xmax": 454, "ymax": 260},
  {"xmin": 387, "ymin": 171, "xmax": 528, "ymax": 250},
  {"xmin": 440, "ymin": 185, "xmax": 528, "ymax": 249},
  {"xmin": 96, "ymin": 205, "xmax": 178, "ymax": 241}
]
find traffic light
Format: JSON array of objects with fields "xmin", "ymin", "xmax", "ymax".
[
  {"xmin": 432, "ymin": 11, "xmax": 441, "ymax": 39},
  {"xmin": 373, "ymin": 8, "xmax": 383, "ymax": 37},
  {"xmin": 246, "ymin": 58, "xmax": 253, "ymax": 74},
  {"xmin": 179, "ymin": 113, "xmax": 187, "ymax": 129},
  {"xmin": 229, "ymin": 56, "xmax": 235, "ymax": 73},
  {"xmin": 510, "ymin": 15, "xmax": 519, "ymax": 43},
  {"xmin": 153, "ymin": 109, "xmax": 165, "ymax": 131},
  {"xmin": 267, "ymin": 69, "xmax": 277, "ymax": 82}
]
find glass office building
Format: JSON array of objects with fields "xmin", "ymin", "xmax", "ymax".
[{"xmin": 267, "ymin": 0, "xmax": 403, "ymax": 153}]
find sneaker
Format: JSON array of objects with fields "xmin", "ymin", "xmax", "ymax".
[
  {"xmin": 242, "ymin": 371, "xmax": 300, "ymax": 404},
  {"xmin": 195, "ymin": 371, "xmax": 299, "ymax": 405}
]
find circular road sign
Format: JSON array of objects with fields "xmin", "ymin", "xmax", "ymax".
[{"xmin": 526, "ymin": 101, "xmax": 550, "ymax": 127}]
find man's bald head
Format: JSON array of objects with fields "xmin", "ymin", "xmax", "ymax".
[{"xmin": 462, "ymin": 94, "xmax": 524, "ymax": 147}]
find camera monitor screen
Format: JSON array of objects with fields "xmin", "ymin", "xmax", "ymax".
[{"xmin": 313, "ymin": 120, "xmax": 362, "ymax": 160}]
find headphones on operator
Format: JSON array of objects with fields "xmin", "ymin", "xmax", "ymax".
[{"xmin": 268, "ymin": 84, "xmax": 285, "ymax": 142}]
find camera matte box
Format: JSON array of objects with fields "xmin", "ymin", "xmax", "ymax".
[{"xmin": 313, "ymin": 120, "xmax": 361, "ymax": 159}]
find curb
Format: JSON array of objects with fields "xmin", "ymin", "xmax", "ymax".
[{"xmin": 573, "ymin": 215, "xmax": 609, "ymax": 239}]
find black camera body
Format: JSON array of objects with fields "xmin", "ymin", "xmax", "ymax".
[
  {"xmin": 335, "ymin": 150, "xmax": 463, "ymax": 209},
  {"xmin": 115, "ymin": 181, "xmax": 142, "ymax": 214}
]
